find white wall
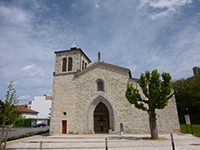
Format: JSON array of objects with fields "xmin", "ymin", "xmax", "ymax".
[
  {"xmin": 28, "ymin": 96, "xmax": 52, "ymax": 118},
  {"xmin": 22, "ymin": 112, "xmax": 37, "ymax": 118}
]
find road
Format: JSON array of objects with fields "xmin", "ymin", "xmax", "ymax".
[{"xmin": 1, "ymin": 126, "xmax": 49, "ymax": 139}]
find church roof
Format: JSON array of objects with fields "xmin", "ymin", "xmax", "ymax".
[
  {"xmin": 14, "ymin": 105, "xmax": 39, "ymax": 113},
  {"xmin": 75, "ymin": 61, "xmax": 132, "ymax": 78},
  {"xmin": 54, "ymin": 48, "xmax": 91, "ymax": 63}
]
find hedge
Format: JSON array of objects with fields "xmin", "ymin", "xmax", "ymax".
[{"xmin": 14, "ymin": 118, "xmax": 50, "ymax": 127}]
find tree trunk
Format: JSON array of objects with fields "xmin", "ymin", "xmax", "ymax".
[
  {"xmin": 0, "ymin": 126, "xmax": 5, "ymax": 149},
  {"xmin": 148, "ymin": 111, "xmax": 158, "ymax": 139},
  {"xmin": 3, "ymin": 126, "xmax": 9, "ymax": 149}
]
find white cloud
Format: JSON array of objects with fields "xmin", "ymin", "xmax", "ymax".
[
  {"xmin": 137, "ymin": 0, "xmax": 149, "ymax": 10},
  {"xmin": 149, "ymin": 0, "xmax": 192, "ymax": 9},
  {"xmin": 0, "ymin": 4, "xmax": 33, "ymax": 32},
  {"xmin": 95, "ymin": 0, "xmax": 100, "ymax": 8},
  {"xmin": 20, "ymin": 64, "xmax": 44, "ymax": 78},
  {"xmin": 138, "ymin": 0, "xmax": 192, "ymax": 19},
  {"xmin": 21, "ymin": 64, "xmax": 35, "ymax": 71},
  {"xmin": 18, "ymin": 95, "xmax": 31, "ymax": 101}
]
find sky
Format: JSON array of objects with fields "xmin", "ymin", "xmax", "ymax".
[{"xmin": 0, "ymin": 0, "xmax": 200, "ymax": 104}]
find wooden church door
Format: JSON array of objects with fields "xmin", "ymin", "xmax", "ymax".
[
  {"xmin": 94, "ymin": 102, "xmax": 109, "ymax": 133},
  {"xmin": 62, "ymin": 120, "xmax": 67, "ymax": 134}
]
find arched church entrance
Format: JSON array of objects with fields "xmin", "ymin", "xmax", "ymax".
[
  {"xmin": 94, "ymin": 102, "xmax": 109, "ymax": 133},
  {"xmin": 86, "ymin": 95, "xmax": 115, "ymax": 134}
]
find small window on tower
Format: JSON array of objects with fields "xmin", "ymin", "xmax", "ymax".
[
  {"xmin": 85, "ymin": 63, "xmax": 87, "ymax": 69},
  {"xmin": 62, "ymin": 58, "xmax": 67, "ymax": 72}
]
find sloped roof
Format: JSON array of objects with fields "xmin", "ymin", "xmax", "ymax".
[
  {"xmin": 15, "ymin": 105, "xmax": 38, "ymax": 113},
  {"xmin": 54, "ymin": 48, "xmax": 91, "ymax": 63},
  {"xmin": 75, "ymin": 61, "xmax": 132, "ymax": 78}
]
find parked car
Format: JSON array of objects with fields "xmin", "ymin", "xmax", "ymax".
[{"xmin": 33, "ymin": 123, "xmax": 46, "ymax": 127}]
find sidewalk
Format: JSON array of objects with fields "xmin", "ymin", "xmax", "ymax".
[
  {"xmin": 1, "ymin": 127, "xmax": 49, "ymax": 139},
  {"xmin": 3, "ymin": 133, "xmax": 200, "ymax": 150}
]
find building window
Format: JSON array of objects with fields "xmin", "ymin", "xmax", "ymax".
[
  {"xmin": 97, "ymin": 80, "xmax": 104, "ymax": 91},
  {"xmin": 85, "ymin": 63, "xmax": 87, "ymax": 69},
  {"xmin": 82, "ymin": 60, "xmax": 85, "ymax": 70},
  {"xmin": 68, "ymin": 57, "xmax": 73, "ymax": 71},
  {"xmin": 62, "ymin": 58, "xmax": 67, "ymax": 72}
]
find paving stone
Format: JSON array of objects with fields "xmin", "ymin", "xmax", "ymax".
[{"xmin": 4, "ymin": 134, "xmax": 200, "ymax": 150}]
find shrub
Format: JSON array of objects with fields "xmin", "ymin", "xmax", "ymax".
[{"xmin": 14, "ymin": 118, "xmax": 50, "ymax": 127}]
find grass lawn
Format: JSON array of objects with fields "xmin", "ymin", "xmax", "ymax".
[{"xmin": 180, "ymin": 124, "xmax": 200, "ymax": 137}]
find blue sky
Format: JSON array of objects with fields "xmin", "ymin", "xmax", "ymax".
[{"xmin": 0, "ymin": 0, "xmax": 200, "ymax": 104}]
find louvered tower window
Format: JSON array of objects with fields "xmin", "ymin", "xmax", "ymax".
[
  {"xmin": 62, "ymin": 58, "xmax": 67, "ymax": 72},
  {"xmin": 68, "ymin": 57, "xmax": 73, "ymax": 71}
]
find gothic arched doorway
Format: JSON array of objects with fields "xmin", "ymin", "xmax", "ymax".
[{"xmin": 94, "ymin": 102, "xmax": 109, "ymax": 133}]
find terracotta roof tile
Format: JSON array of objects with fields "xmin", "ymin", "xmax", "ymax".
[
  {"xmin": 45, "ymin": 96, "xmax": 52, "ymax": 100},
  {"xmin": 15, "ymin": 106, "xmax": 38, "ymax": 113}
]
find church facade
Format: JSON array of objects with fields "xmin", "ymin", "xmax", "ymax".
[{"xmin": 50, "ymin": 42, "xmax": 180, "ymax": 135}]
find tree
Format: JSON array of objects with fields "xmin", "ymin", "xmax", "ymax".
[
  {"xmin": 0, "ymin": 81, "xmax": 19, "ymax": 149},
  {"xmin": 126, "ymin": 69, "xmax": 174, "ymax": 139},
  {"xmin": 172, "ymin": 75, "xmax": 200, "ymax": 124}
]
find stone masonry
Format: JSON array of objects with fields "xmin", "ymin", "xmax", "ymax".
[{"xmin": 50, "ymin": 45, "xmax": 180, "ymax": 135}]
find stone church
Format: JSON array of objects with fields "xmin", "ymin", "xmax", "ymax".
[{"xmin": 50, "ymin": 41, "xmax": 180, "ymax": 135}]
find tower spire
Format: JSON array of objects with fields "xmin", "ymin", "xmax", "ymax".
[{"xmin": 71, "ymin": 36, "xmax": 77, "ymax": 49}]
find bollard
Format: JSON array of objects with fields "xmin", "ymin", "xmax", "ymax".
[
  {"xmin": 120, "ymin": 123, "xmax": 124, "ymax": 135},
  {"xmin": 105, "ymin": 138, "xmax": 108, "ymax": 150},
  {"xmin": 40, "ymin": 141, "xmax": 42, "ymax": 150},
  {"xmin": 170, "ymin": 134, "xmax": 175, "ymax": 150},
  {"xmin": 190, "ymin": 125, "xmax": 194, "ymax": 135}
]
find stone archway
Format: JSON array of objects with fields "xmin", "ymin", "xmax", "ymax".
[{"xmin": 86, "ymin": 95, "xmax": 115, "ymax": 134}]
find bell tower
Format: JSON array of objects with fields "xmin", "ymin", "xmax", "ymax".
[{"xmin": 53, "ymin": 40, "xmax": 91, "ymax": 76}]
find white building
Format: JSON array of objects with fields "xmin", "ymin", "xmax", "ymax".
[
  {"xmin": 15, "ymin": 104, "xmax": 38, "ymax": 118},
  {"xmin": 28, "ymin": 96, "xmax": 52, "ymax": 118}
]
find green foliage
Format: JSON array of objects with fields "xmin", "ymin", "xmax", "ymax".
[
  {"xmin": 3, "ymin": 132, "xmax": 36, "ymax": 142},
  {"xmin": 172, "ymin": 76, "xmax": 200, "ymax": 124},
  {"xmin": 126, "ymin": 69, "xmax": 173, "ymax": 121},
  {"xmin": 0, "ymin": 81, "xmax": 19, "ymax": 126},
  {"xmin": 14, "ymin": 118, "xmax": 50, "ymax": 127},
  {"xmin": 15, "ymin": 118, "xmax": 31, "ymax": 127},
  {"xmin": 126, "ymin": 83, "xmax": 147, "ymax": 111}
]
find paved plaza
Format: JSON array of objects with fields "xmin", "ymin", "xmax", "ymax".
[{"xmin": 3, "ymin": 133, "xmax": 200, "ymax": 150}]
